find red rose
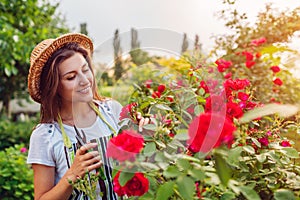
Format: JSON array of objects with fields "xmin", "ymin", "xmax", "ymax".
[
  {"xmin": 245, "ymin": 61, "xmax": 255, "ymax": 68},
  {"xmin": 113, "ymin": 171, "xmax": 149, "ymax": 197},
  {"xmin": 280, "ymin": 140, "xmax": 291, "ymax": 147},
  {"xmin": 242, "ymin": 51, "xmax": 254, "ymax": 61},
  {"xmin": 237, "ymin": 92, "xmax": 249, "ymax": 101},
  {"xmin": 224, "ymin": 72, "xmax": 232, "ymax": 79},
  {"xmin": 145, "ymin": 79, "xmax": 153, "ymax": 88},
  {"xmin": 187, "ymin": 112, "xmax": 236, "ymax": 153},
  {"xmin": 273, "ymin": 78, "xmax": 283, "ymax": 86},
  {"xmin": 119, "ymin": 102, "xmax": 137, "ymax": 121},
  {"xmin": 215, "ymin": 59, "xmax": 232, "ymax": 72},
  {"xmin": 157, "ymin": 84, "xmax": 166, "ymax": 93},
  {"xmin": 152, "ymin": 91, "xmax": 161, "ymax": 98},
  {"xmin": 270, "ymin": 66, "xmax": 280, "ymax": 73},
  {"xmin": 258, "ymin": 137, "xmax": 269, "ymax": 147},
  {"xmin": 107, "ymin": 130, "xmax": 144, "ymax": 162},
  {"xmin": 226, "ymin": 102, "xmax": 244, "ymax": 119}
]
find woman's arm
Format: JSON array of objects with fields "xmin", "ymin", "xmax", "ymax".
[{"xmin": 32, "ymin": 143, "xmax": 102, "ymax": 200}]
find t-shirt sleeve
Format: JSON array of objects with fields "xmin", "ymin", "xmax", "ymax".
[
  {"xmin": 107, "ymin": 99, "xmax": 123, "ymax": 124},
  {"xmin": 27, "ymin": 124, "xmax": 55, "ymax": 167}
]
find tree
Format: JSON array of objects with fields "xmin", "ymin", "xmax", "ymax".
[
  {"xmin": 181, "ymin": 33, "xmax": 189, "ymax": 54},
  {"xmin": 80, "ymin": 23, "xmax": 88, "ymax": 35},
  {"xmin": 129, "ymin": 28, "xmax": 150, "ymax": 66},
  {"xmin": 113, "ymin": 29, "xmax": 124, "ymax": 81},
  {"xmin": 0, "ymin": 0, "xmax": 69, "ymax": 117}
]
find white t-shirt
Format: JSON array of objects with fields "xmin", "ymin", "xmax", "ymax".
[{"xmin": 27, "ymin": 99, "xmax": 122, "ymax": 200}]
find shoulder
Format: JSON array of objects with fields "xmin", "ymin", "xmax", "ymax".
[
  {"xmin": 30, "ymin": 123, "xmax": 57, "ymax": 141},
  {"xmin": 94, "ymin": 99, "xmax": 122, "ymax": 113}
]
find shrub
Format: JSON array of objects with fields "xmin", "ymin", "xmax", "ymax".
[
  {"xmin": 0, "ymin": 119, "xmax": 36, "ymax": 150},
  {"xmin": 0, "ymin": 144, "xmax": 34, "ymax": 200}
]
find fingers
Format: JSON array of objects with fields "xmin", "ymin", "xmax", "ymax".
[
  {"xmin": 138, "ymin": 116, "xmax": 151, "ymax": 132},
  {"xmin": 77, "ymin": 143, "xmax": 97, "ymax": 155}
]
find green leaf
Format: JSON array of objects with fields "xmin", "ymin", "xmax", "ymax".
[
  {"xmin": 176, "ymin": 158, "xmax": 191, "ymax": 171},
  {"xmin": 274, "ymin": 189, "xmax": 295, "ymax": 200},
  {"xmin": 155, "ymin": 181, "xmax": 175, "ymax": 200},
  {"xmin": 187, "ymin": 168, "xmax": 205, "ymax": 181},
  {"xmin": 173, "ymin": 131, "xmax": 188, "ymax": 141},
  {"xmin": 240, "ymin": 104, "xmax": 299, "ymax": 123},
  {"xmin": 194, "ymin": 105, "xmax": 204, "ymax": 115},
  {"xmin": 163, "ymin": 165, "xmax": 181, "ymax": 178},
  {"xmin": 227, "ymin": 146, "xmax": 242, "ymax": 167},
  {"xmin": 243, "ymin": 145, "xmax": 255, "ymax": 154},
  {"xmin": 143, "ymin": 123, "xmax": 157, "ymax": 131},
  {"xmin": 220, "ymin": 192, "xmax": 236, "ymax": 200},
  {"xmin": 214, "ymin": 153, "xmax": 232, "ymax": 186},
  {"xmin": 280, "ymin": 147, "xmax": 299, "ymax": 158},
  {"xmin": 143, "ymin": 142, "xmax": 156, "ymax": 156},
  {"xmin": 239, "ymin": 186, "xmax": 261, "ymax": 200},
  {"xmin": 176, "ymin": 176, "xmax": 195, "ymax": 200},
  {"xmin": 119, "ymin": 171, "xmax": 134, "ymax": 186},
  {"xmin": 155, "ymin": 104, "xmax": 173, "ymax": 111}
]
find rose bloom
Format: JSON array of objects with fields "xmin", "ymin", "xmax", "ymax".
[
  {"xmin": 242, "ymin": 51, "xmax": 254, "ymax": 61},
  {"xmin": 119, "ymin": 102, "xmax": 137, "ymax": 121},
  {"xmin": 20, "ymin": 147, "xmax": 27, "ymax": 153},
  {"xmin": 280, "ymin": 140, "xmax": 291, "ymax": 147},
  {"xmin": 226, "ymin": 101, "xmax": 244, "ymax": 120},
  {"xmin": 224, "ymin": 72, "xmax": 232, "ymax": 79},
  {"xmin": 245, "ymin": 61, "xmax": 255, "ymax": 68},
  {"xmin": 215, "ymin": 59, "xmax": 232, "ymax": 72},
  {"xmin": 145, "ymin": 79, "xmax": 153, "ymax": 88},
  {"xmin": 258, "ymin": 137, "xmax": 269, "ymax": 147},
  {"xmin": 157, "ymin": 84, "xmax": 166, "ymax": 93},
  {"xmin": 113, "ymin": 171, "xmax": 149, "ymax": 197},
  {"xmin": 152, "ymin": 91, "xmax": 161, "ymax": 98},
  {"xmin": 270, "ymin": 66, "xmax": 280, "ymax": 73},
  {"xmin": 251, "ymin": 37, "xmax": 267, "ymax": 46},
  {"xmin": 273, "ymin": 78, "xmax": 283, "ymax": 86},
  {"xmin": 107, "ymin": 130, "xmax": 144, "ymax": 162},
  {"xmin": 237, "ymin": 92, "xmax": 249, "ymax": 101},
  {"xmin": 187, "ymin": 112, "xmax": 236, "ymax": 153}
]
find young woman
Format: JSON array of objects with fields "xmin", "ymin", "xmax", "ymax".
[{"xmin": 27, "ymin": 33, "xmax": 146, "ymax": 200}]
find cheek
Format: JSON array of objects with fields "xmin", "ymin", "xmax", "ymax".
[{"xmin": 58, "ymin": 81, "xmax": 77, "ymax": 97}]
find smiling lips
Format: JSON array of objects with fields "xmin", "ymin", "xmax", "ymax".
[{"xmin": 78, "ymin": 86, "xmax": 91, "ymax": 94}]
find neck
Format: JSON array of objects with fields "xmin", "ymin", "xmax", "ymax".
[{"xmin": 59, "ymin": 101, "xmax": 96, "ymax": 127}]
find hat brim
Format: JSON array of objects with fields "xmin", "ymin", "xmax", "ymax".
[{"xmin": 28, "ymin": 33, "xmax": 93, "ymax": 103}]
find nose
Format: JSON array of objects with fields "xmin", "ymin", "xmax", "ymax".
[{"xmin": 79, "ymin": 73, "xmax": 89, "ymax": 86}]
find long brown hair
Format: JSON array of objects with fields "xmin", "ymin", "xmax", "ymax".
[{"xmin": 39, "ymin": 43, "xmax": 103, "ymax": 123}]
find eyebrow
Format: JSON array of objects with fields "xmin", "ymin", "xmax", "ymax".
[{"xmin": 61, "ymin": 62, "xmax": 88, "ymax": 77}]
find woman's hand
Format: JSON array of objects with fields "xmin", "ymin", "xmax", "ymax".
[
  {"xmin": 67, "ymin": 143, "xmax": 102, "ymax": 182},
  {"xmin": 136, "ymin": 112, "xmax": 151, "ymax": 132}
]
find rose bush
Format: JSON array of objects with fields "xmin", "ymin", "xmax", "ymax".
[{"xmin": 104, "ymin": 37, "xmax": 300, "ymax": 199}]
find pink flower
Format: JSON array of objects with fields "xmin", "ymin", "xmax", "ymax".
[
  {"xmin": 251, "ymin": 37, "xmax": 267, "ymax": 46},
  {"xmin": 273, "ymin": 78, "xmax": 283, "ymax": 86},
  {"xmin": 270, "ymin": 66, "xmax": 280, "ymax": 73},
  {"xmin": 20, "ymin": 147, "xmax": 27, "ymax": 153},
  {"xmin": 237, "ymin": 92, "xmax": 249, "ymax": 101},
  {"xmin": 258, "ymin": 137, "xmax": 269, "ymax": 147},
  {"xmin": 280, "ymin": 140, "xmax": 291, "ymax": 147},
  {"xmin": 215, "ymin": 59, "xmax": 232, "ymax": 72}
]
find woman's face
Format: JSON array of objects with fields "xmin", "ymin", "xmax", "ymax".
[{"xmin": 57, "ymin": 52, "xmax": 94, "ymax": 104}]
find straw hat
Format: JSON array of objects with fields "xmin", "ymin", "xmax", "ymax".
[{"xmin": 28, "ymin": 33, "xmax": 93, "ymax": 103}]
